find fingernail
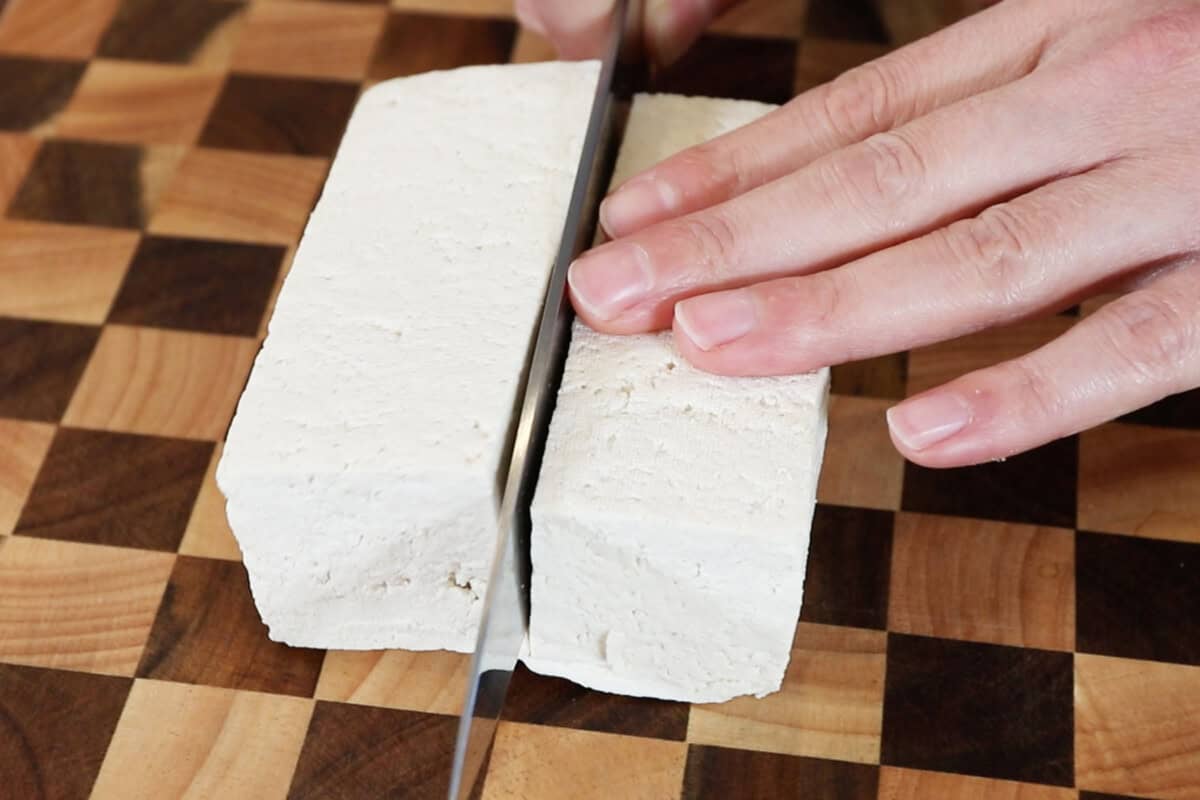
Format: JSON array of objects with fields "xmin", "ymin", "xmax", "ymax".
[
  {"xmin": 674, "ymin": 290, "xmax": 758, "ymax": 351},
  {"xmin": 887, "ymin": 393, "xmax": 972, "ymax": 452},
  {"xmin": 567, "ymin": 243, "xmax": 654, "ymax": 321},
  {"xmin": 600, "ymin": 177, "xmax": 678, "ymax": 237}
]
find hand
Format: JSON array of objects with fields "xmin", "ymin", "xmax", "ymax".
[
  {"xmin": 566, "ymin": 0, "xmax": 1200, "ymax": 468},
  {"xmin": 515, "ymin": 0, "xmax": 744, "ymax": 65}
]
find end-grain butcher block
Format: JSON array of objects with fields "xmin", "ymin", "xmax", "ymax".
[
  {"xmin": 524, "ymin": 94, "xmax": 832, "ymax": 703},
  {"xmin": 216, "ymin": 61, "xmax": 600, "ymax": 652}
]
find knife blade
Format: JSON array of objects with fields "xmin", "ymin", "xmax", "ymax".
[{"xmin": 446, "ymin": 4, "xmax": 644, "ymax": 798}]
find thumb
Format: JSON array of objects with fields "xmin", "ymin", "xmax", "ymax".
[{"xmin": 645, "ymin": 0, "xmax": 743, "ymax": 65}]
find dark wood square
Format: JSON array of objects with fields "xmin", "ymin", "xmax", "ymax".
[
  {"xmin": 1119, "ymin": 388, "xmax": 1200, "ymax": 430},
  {"xmin": 881, "ymin": 633, "xmax": 1074, "ymax": 786},
  {"xmin": 8, "ymin": 139, "xmax": 152, "ymax": 228},
  {"xmin": 1077, "ymin": 531, "xmax": 1200, "ymax": 667},
  {"xmin": 15, "ymin": 427, "xmax": 212, "ymax": 551},
  {"xmin": 805, "ymin": 0, "xmax": 890, "ymax": 43},
  {"xmin": 0, "ymin": 662, "xmax": 131, "ymax": 800},
  {"xmin": 0, "ymin": 56, "xmax": 85, "ymax": 130},
  {"xmin": 137, "ymin": 556, "xmax": 325, "ymax": 695},
  {"xmin": 652, "ymin": 33, "xmax": 799, "ymax": 105},
  {"xmin": 499, "ymin": 663, "xmax": 689, "ymax": 740},
  {"xmin": 831, "ymin": 353, "xmax": 908, "ymax": 399},
  {"xmin": 367, "ymin": 12, "xmax": 516, "ymax": 81},
  {"xmin": 800, "ymin": 504, "xmax": 893, "ymax": 630},
  {"xmin": 682, "ymin": 746, "xmax": 880, "ymax": 800},
  {"xmin": 288, "ymin": 702, "xmax": 457, "ymax": 800},
  {"xmin": 0, "ymin": 317, "xmax": 98, "ymax": 422},
  {"xmin": 901, "ymin": 435, "xmax": 1078, "ymax": 528},
  {"xmin": 197, "ymin": 73, "xmax": 358, "ymax": 157},
  {"xmin": 97, "ymin": 0, "xmax": 242, "ymax": 64},
  {"xmin": 107, "ymin": 235, "xmax": 284, "ymax": 335}
]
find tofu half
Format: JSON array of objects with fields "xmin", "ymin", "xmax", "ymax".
[
  {"xmin": 525, "ymin": 94, "xmax": 831, "ymax": 703},
  {"xmin": 216, "ymin": 61, "xmax": 600, "ymax": 652}
]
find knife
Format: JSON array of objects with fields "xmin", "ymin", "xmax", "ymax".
[{"xmin": 447, "ymin": 4, "xmax": 645, "ymax": 798}]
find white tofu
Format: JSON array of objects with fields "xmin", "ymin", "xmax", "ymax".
[
  {"xmin": 216, "ymin": 61, "xmax": 600, "ymax": 652},
  {"xmin": 524, "ymin": 94, "xmax": 831, "ymax": 703}
]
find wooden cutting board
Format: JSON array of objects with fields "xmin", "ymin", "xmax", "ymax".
[{"xmin": 1, "ymin": 0, "xmax": 1198, "ymax": 798}]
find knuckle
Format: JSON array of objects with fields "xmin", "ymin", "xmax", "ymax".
[
  {"xmin": 667, "ymin": 212, "xmax": 741, "ymax": 274},
  {"xmin": 1005, "ymin": 358, "xmax": 1066, "ymax": 424},
  {"xmin": 1096, "ymin": 291, "xmax": 1196, "ymax": 385},
  {"xmin": 1101, "ymin": 8, "xmax": 1200, "ymax": 78},
  {"xmin": 824, "ymin": 131, "xmax": 925, "ymax": 230},
  {"xmin": 819, "ymin": 60, "xmax": 900, "ymax": 142},
  {"xmin": 944, "ymin": 207, "xmax": 1042, "ymax": 308}
]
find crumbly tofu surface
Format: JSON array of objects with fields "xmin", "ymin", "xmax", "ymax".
[
  {"xmin": 524, "ymin": 93, "xmax": 831, "ymax": 702},
  {"xmin": 216, "ymin": 61, "xmax": 600, "ymax": 652}
]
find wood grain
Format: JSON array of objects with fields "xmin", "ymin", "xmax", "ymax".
[
  {"xmin": 90, "ymin": 679, "xmax": 314, "ymax": 800},
  {"xmin": 0, "ymin": 132, "xmax": 38, "ymax": 209},
  {"xmin": 137, "ymin": 555, "xmax": 325, "ymax": 696},
  {"xmin": 0, "ymin": 0, "xmax": 122, "ymax": 58},
  {"xmin": 711, "ymin": 0, "xmax": 810, "ymax": 38},
  {"xmin": 388, "ymin": 0, "xmax": 514, "ymax": 16},
  {"xmin": 888, "ymin": 512, "xmax": 1075, "ymax": 651},
  {"xmin": 817, "ymin": 395, "xmax": 904, "ymax": 510},
  {"xmin": 0, "ymin": 418, "xmax": 53, "ymax": 536},
  {"xmin": 831, "ymin": 352, "xmax": 908, "ymax": 399},
  {"xmin": 1076, "ymin": 654, "xmax": 1200, "ymax": 799},
  {"xmin": 178, "ymin": 443, "xmax": 241, "ymax": 561},
  {"xmin": 1079, "ymin": 422, "xmax": 1200, "ymax": 541},
  {"xmin": 97, "ymin": 0, "xmax": 245, "ymax": 66},
  {"xmin": 0, "ymin": 220, "xmax": 138, "ymax": 324},
  {"xmin": 688, "ymin": 623, "xmax": 886, "ymax": 764},
  {"xmin": 0, "ymin": 56, "xmax": 85, "ymax": 133},
  {"xmin": 795, "ymin": 37, "xmax": 890, "ymax": 92},
  {"xmin": 878, "ymin": 766, "xmax": 1076, "ymax": 799},
  {"xmin": 15, "ymin": 427, "xmax": 212, "ymax": 551},
  {"xmin": 484, "ymin": 722, "xmax": 688, "ymax": 800},
  {"xmin": 314, "ymin": 648, "xmax": 469, "ymax": 715},
  {"xmin": 683, "ymin": 745, "xmax": 880, "ymax": 800},
  {"xmin": 0, "ymin": 536, "xmax": 175, "ymax": 675},
  {"xmin": 0, "ymin": 662, "xmax": 131, "ymax": 800},
  {"xmin": 150, "ymin": 147, "xmax": 328, "ymax": 245},
  {"xmin": 0, "ymin": 317, "xmax": 100, "ymax": 423},
  {"xmin": 289, "ymin": 703, "xmax": 458, "ymax": 800},
  {"xmin": 64, "ymin": 325, "xmax": 258, "ymax": 441},
  {"xmin": 56, "ymin": 60, "xmax": 224, "ymax": 145},
  {"xmin": 368, "ymin": 12, "xmax": 517, "ymax": 81},
  {"xmin": 232, "ymin": 1, "xmax": 386, "ymax": 81}
]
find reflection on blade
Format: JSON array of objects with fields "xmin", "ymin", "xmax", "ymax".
[{"xmin": 446, "ymin": 2, "xmax": 643, "ymax": 798}]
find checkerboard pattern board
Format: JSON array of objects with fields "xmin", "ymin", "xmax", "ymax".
[{"xmin": 1, "ymin": 0, "xmax": 1198, "ymax": 797}]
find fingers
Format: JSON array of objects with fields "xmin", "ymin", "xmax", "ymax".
[
  {"xmin": 886, "ymin": 259, "xmax": 1200, "ymax": 467},
  {"xmin": 668, "ymin": 161, "xmax": 1194, "ymax": 375},
  {"xmin": 570, "ymin": 67, "xmax": 1115, "ymax": 335},
  {"xmin": 599, "ymin": 0, "xmax": 1064, "ymax": 238},
  {"xmin": 514, "ymin": 0, "xmax": 739, "ymax": 63}
]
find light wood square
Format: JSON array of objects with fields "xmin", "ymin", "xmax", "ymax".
[
  {"xmin": 1079, "ymin": 423, "xmax": 1200, "ymax": 543},
  {"xmin": 0, "ymin": 220, "xmax": 138, "ymax": 324},
  {"xmin": 232, "ymin": 1, "xmax": 387, "ymax": 81},
  {"xmin": 906, "ymin": 315, "xmax": 1075, "ymax": 396},
  {"xmin": 63, "ymin": 325, "xmax": 258, "ymax": 441},
  {"xmin": 0, "ymin": 536, "xmax": 174, "ymax": 675},
  {"xmin": 0, "ymin": 133, "xmax": 39, "ymax": 210},
  {"xmin": 817, "ymin": 394, "xmax": 903, "ymax": 511},
  {"xmin": 888, "ymin": 512, "xmax": 1075, "ymax": 651},
  {"xmin": 687, "ymin": 623, "xmax": 886, "ymax": 764},
  {"xmin": 482, "ymin": 722, "xmax": 687, "ymax": 800},
  {"xmin": 878, "ymin": 766, "xmax": 1075, "ymax": 799},
  {"xmin": 90, "ymin": 679, "xmax": 315, "ymax": 800},
  {"xmin": 0, "ymin": 419, "xmax": 54, "ymax": 536},
  {"xmin": 1076, "ymin": 653, "xmax": 1200, "ymax": 799},
  {"xmin": 150, "ymin": 148, "xmax": 328, "ymax": 246},
  {"xmin": 315, "ymin": 649, "xmax": 470, "ymax": 715},
  {"xmin": 56, "ymin": 60, "xmax": 224, "ymax": 145},
  {"xmin": 0, "ymin": 0, "xmax": 121, "ymax": 58},
  {"xmin": 179, "ymin": 443, "xmax": 241, "ymax": 561},
  {"xmin": 509, "ymin": 28, "xmax": 556, "ymax": 64}
]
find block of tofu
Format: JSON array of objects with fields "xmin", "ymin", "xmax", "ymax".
[
  {"xmin": 524, "ymin": 94, "xmax": 831, "ymax": 703},
  {"xmin": 216, "ymin": 61, "xmax": 600, "ymax": 652}
]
